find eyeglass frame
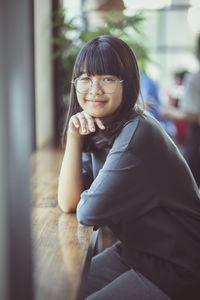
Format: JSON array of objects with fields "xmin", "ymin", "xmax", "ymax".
[{"xmin": 71, "ymin": 77, "xmax": 124, "ymax": 94}]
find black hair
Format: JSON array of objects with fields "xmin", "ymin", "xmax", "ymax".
[{"xmin": 62, "ymin": 35, "xmax": 141, "ymax": 151}]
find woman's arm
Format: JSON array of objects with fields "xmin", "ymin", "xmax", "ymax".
[
  {"xmin": 77, "ymin": 148, "xmax": 147, "ymax": 227},
  {"xmin": 58, "ymin": 111, "xmax": 105, "ymax": 213},
  {"xmin": 58, "ymin": 132, "xmax": 84, "ymax": 213}
]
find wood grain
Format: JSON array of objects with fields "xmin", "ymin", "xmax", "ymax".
[{"xmin": 31, "ymin": 147, "xmax": 96, "ymax": 300}]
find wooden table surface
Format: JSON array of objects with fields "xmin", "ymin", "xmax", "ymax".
[{"xmin": 31, "ymin": 147, "xmax": 97, "ymax": 300}]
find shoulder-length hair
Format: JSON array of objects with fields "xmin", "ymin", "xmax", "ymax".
[{"xmin": 62, "ymin": 35, "xmax": 141, "ymax": 151}]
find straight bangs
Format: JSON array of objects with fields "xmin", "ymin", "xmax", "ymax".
[
  {"xmin": 63, "ymin": 35, "xmax": 141, "ymax": 148},
  {"xmin": 74, "ymin": 43, "xmax": 125, "ymax": 79}
]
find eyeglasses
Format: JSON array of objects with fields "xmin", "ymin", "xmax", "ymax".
[{"xmin": 72, "ymin": 76, "xmax": 124, "ymax": 94}]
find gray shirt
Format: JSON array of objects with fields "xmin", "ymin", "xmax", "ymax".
[{"xmin": 77, "ymin": 112, "xmax": 200, "ymax": 300}]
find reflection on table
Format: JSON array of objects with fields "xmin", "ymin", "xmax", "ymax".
[{"xmin": 31, "ymin": 147, "xmax": 97, "ymax": 300}]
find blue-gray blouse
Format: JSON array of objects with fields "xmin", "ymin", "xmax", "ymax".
[{"xmin": 77, "ymin": 112, "xmax": 200, "ymax": 300}]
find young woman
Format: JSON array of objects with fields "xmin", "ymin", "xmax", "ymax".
[{"xmin": 58, "ymin": 35, "xmax": 200, "ymax": 300}]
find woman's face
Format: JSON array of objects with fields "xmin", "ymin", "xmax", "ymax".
[{"xmin": 75, "ymin": 73, "xmax": 123, "ymax": 119}]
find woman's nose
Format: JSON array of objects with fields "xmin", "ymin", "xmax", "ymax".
[{"xmin": 89, "ymin": 80, "xmax": 103, "ymax": 94}]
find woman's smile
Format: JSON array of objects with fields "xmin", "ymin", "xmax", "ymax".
[
  {"xmin": 76, "ymin": 74, "xmax": 123, "ymax": 118},
  {"xmin": 86, "ymin": 98, "xmax": 108, "ymax": 105}
]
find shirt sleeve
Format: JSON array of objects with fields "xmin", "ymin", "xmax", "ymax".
[
  {"xmin": 82, "ymin": 152, "xmax": 93, "ymax": 190},
  {"xmin": 77, "ymin": 147, "xmax": 156, "ymax": 228}
]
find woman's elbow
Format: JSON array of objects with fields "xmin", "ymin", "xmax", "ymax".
[
  {"xmin": 58, "ymin": 202, "xmax": 74, "ymax": 213},
  {"xmin": 76, "ymin": 210, "xmax": 89, "ymax": 226},
  {"xmin": 76, "ymin": 205, "xmax": 97, "ymax": 226},
  {"xmin": 57, "ymin": 194, "xmax": 76, "ymax": 214}
]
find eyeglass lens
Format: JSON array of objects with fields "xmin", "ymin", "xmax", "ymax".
[{"xmin": 75, "ymin": 78, "xmax": 118, "ymax": 94}]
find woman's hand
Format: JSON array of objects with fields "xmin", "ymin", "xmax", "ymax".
[{"xmin": 68, "ymin": 111, "xmax": 105, "ymax": 136}]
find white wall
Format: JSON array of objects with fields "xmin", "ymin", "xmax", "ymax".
[
  {"xmin": 137, "ymin": 2, "xmax": 199, "ymax": 100},
  {"xmin": 34, "ymin": 0, "xmax": 54, "ymax": 148},
  {"xmin": 156, "ymin": 7, "xmax": 198, "ymax": 95}
]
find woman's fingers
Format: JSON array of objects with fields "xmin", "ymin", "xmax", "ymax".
[
  {"xmin": 81, "ymin": 113, "xmax": 106, "ymax": 132},
  {"xmin": 82, "ymin": 112, "xmax": 96, "ymax": 132},
  {"xmin": 71, "ymin": 115, "xmax": 80, "ymax": 129},
  {"xmin": 69, "ymin": 111, "xmax": 106, "ymax": 136},
  {"xmin": 76, "ymin": 112, "xmax": 88, "ymax": 134},
  {"xmin": 95, "ymin": 118, "xmax": 106, "ymax": 130}
]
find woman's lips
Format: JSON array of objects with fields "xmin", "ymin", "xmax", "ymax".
[{"xmin": 86, "ymin": 99, "xmax": 107, "ymax": 105}]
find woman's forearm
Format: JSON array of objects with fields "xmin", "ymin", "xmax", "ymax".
[
  {"xmin": 58, "ymin": 132, "xmax": 84, "ymax": 213},
  {"xmin": 58, "ymin": 111, "xmax": 105, "ymax": 213}
]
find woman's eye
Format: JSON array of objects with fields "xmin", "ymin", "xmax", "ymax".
[
  {"xmin": 79, "ymin": 77, "xmax": 90, "ymax": 82},
  {"xmin": 103, "ymin": 77, "xmax": 115, "ymax": 82}
]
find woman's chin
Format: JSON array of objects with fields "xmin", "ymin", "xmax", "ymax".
[
  {"xmin": 84, "ymin": 109, "xmax": 107, "ymax": 119},
  {"xmin": 82, "ymin": 105, "xmax": 117, "ymax": 119}
]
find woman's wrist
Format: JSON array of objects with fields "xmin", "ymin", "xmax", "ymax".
[{"xmin": 66, "ymin": 130, "xmax": 84, "ymax": 147}]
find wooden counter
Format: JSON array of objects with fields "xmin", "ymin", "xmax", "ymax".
[{"xmin": 31, "ymin": 147, "xmax": 97, "ymax": 300}]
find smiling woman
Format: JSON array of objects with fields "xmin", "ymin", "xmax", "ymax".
[
  {"xmin": 58, "ymin": 35, "xmax": 200, "ymax": 300},
  {"xmin": 62, "ymin": 35, "xmax": 139, "ymax": 151},
  {"xmin": 74, "ymin": 74, "xmax": 123, "ymax": 118}
]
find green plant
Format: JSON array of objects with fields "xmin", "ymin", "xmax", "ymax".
[{"xmin": 52, "ymin": 8, "xmax": 150, "ymax": 101}]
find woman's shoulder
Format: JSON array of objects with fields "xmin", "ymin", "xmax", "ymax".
[
  {"xmin": 112, "ymin": 110, "xmax": 172, "ymax": 152},
  {"xmin": 122, "ymin": 109, "xmax": 163, "ymax": 136},
  {"xmin": 123, "ymin": 108, "xmax": 159, "ymax": 127}
]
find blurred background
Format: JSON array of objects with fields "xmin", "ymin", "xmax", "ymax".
[
  {"xmin": 44, "ymin": 0, "xmax": 200, "ymax": 148},
  {"xmin": 28, "ymin": 0, "xmax": 200, "ymax": 149}
]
